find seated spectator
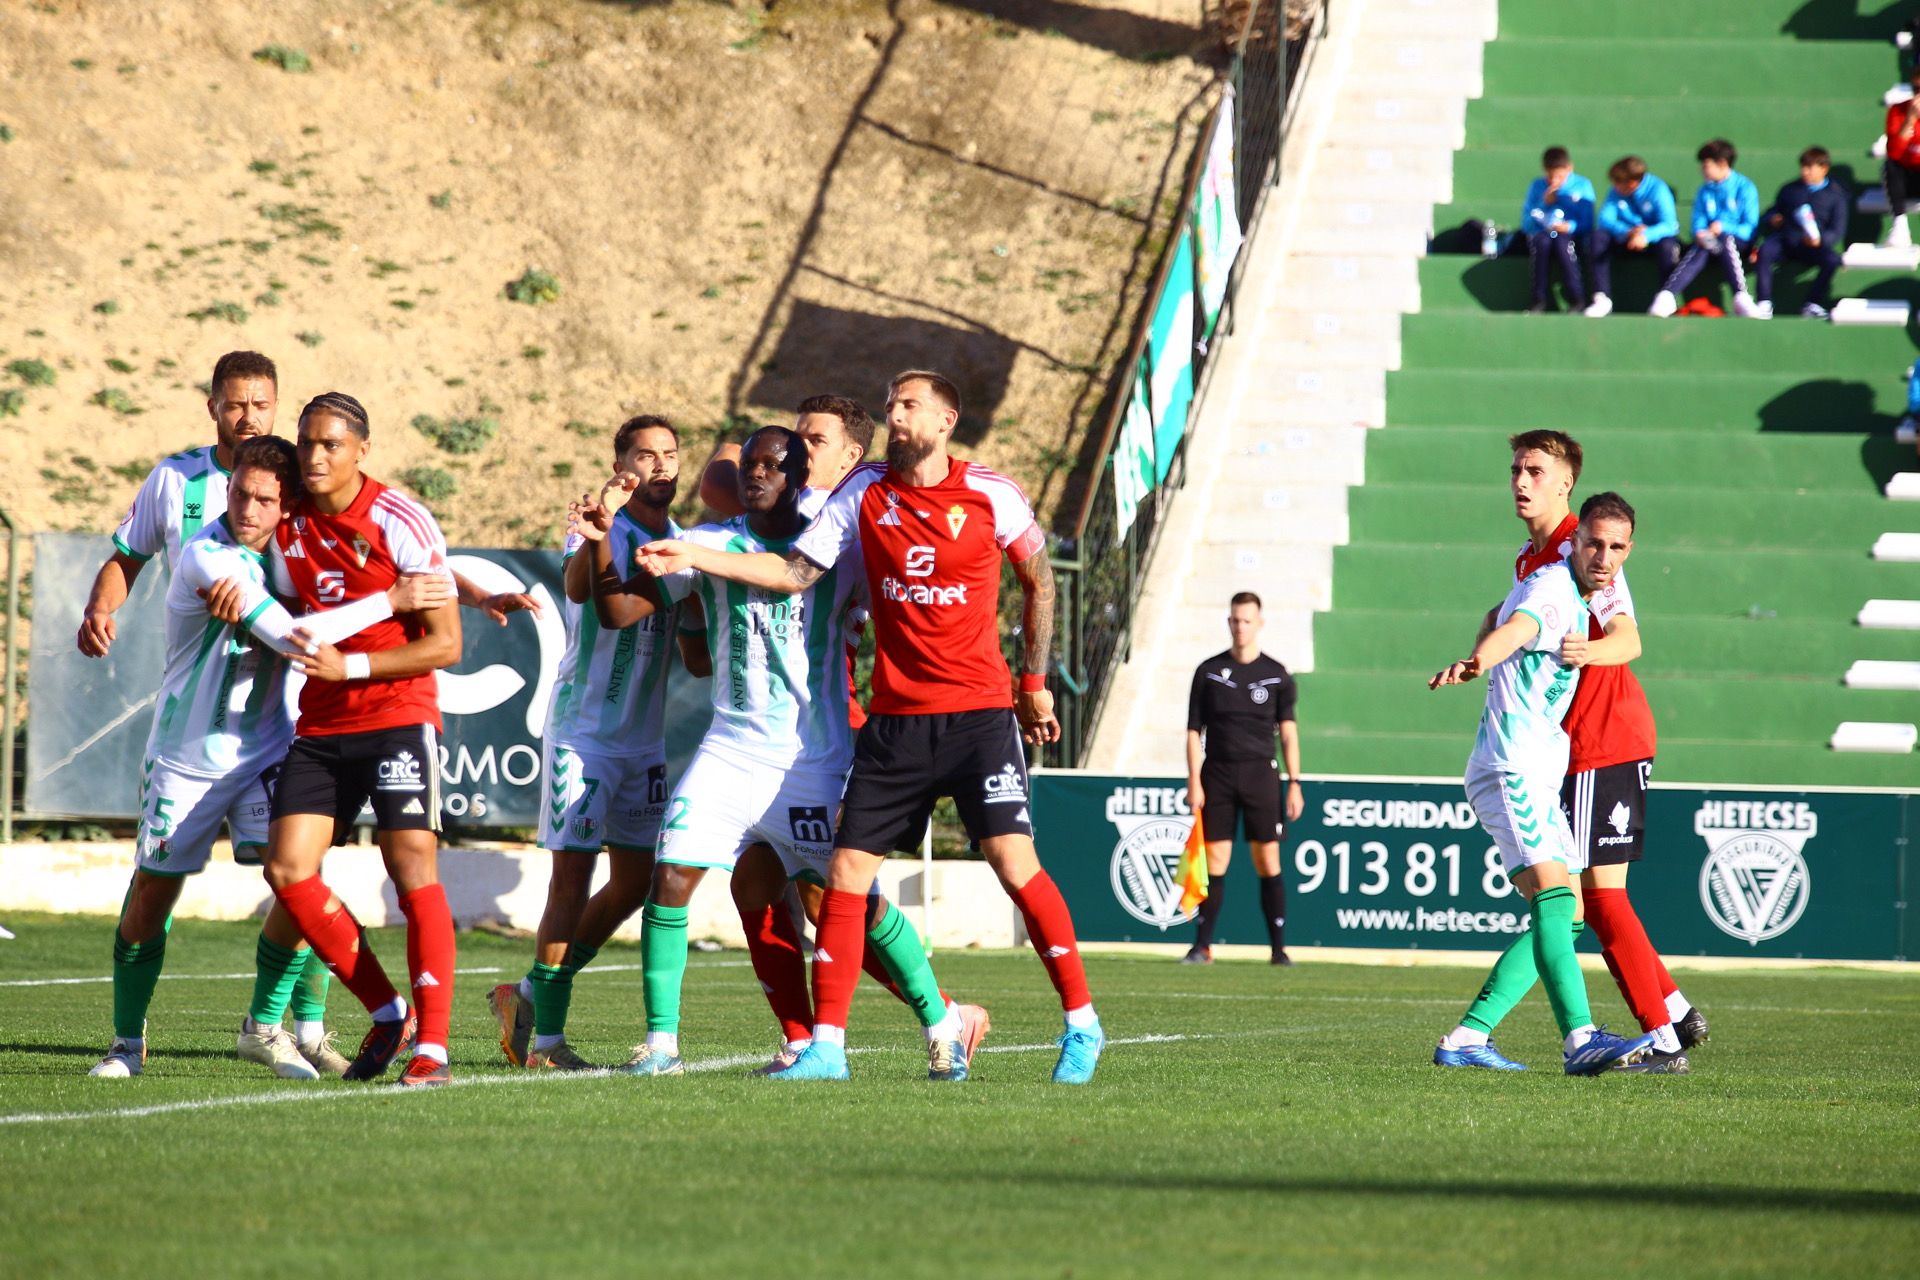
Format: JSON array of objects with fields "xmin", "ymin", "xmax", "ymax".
[
  {"xmin": 1651, "ymin": 139, "xmax": 1760, "ymax": 318},
  {"xmin": 1884, "ymin": 66, "xmax": 1920, "ymax": 248},
  {"xmin": 1583, "ymin": 156, "xmax": 1679, "ymax": 318},
  {"xmin": 1521, "ymin": 145, "xmax": 1595, "ymax": 314},
  {"xmin": 1750, "ymin": 146, "xmax": 1848, "ymax": 320}
]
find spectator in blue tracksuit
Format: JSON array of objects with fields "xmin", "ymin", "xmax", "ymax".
[
  {"xmin": 1652, "ymin": 138, "xmax": 1761, "ymax": 317},
  {"xmin": 1521, "ymin": 146, "xmax": 1595, "ymax": 313},
  {"xmin": 1583, "ymin": 156, "xmax": 1680, "ymax": 317},
  {"xmin": 1751, "ymin": 146, "xmax": 1849, "ymax": 319}
]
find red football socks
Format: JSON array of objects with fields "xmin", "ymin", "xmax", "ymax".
[
  {"xmin": 741, "ymin": 903, "xmax": 813, "ymax": 1043},
  {"xmin": 1010, "ymin": 871, "xmax": 1092, "ymax": 1011},
  {"xmin": 809, "ymin": 888, "xmax": 868, "ymax": 1032},
  {"xmin": 399, "ymin": 883, "xmax": 456, "ymax": 1051},
  {"xmin": 272, "ymin": 876, "xmax": 400, "ymax": 1015},
  {"xmin": 1584, "ymin": 887, "xmax": 1670, "ymax": 1033}
]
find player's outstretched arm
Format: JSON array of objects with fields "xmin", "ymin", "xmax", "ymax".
[
  {"xmin": 589, "ymin": 533, "xmax": 664, "ymax": 630},
  {"xmin": 1430, "ymin": 612, "xmax": 1540, "ymax": 689},
  {"xmin": 1010, "ymin": 544, "xmax": 1060, "ymax": 745},
  {"xmin": 1561, "ymin": 613, "xmax": 1640, "ymax": 668},
  {"xmin": 452, "ymin": 570, "xmax": 541, "ymax": 626},
  {"xmin": 634, "ymin": 541, "xmax": 823, "ymax": 594},
  {"xmin": 296, "ymin": 599, "xmax": 461, "ymax": 682},
  {"xmin": 77, "ymin": 550, "xmax": 144, "ymax": 657}
]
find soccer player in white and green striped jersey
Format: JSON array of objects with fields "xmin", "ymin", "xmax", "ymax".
[
  {"xmin": 487, "ymin": 416, "xmax": 710, "ymax": 1070},
  {"xmin": 88, "ymin": 437, "xmax": 451, "ymax": 1078},
  {"xmin": 76, "ymin": 351, "xmax": 349, "ymax": 1075},
  {"xmin": 610, "ymin": 426, "xmax": 970, "ymax": 1081}
]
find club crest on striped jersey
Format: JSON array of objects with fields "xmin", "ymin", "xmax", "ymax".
[
  {"xmin": 352, "ymin": 534, "xmax": 371, "ymax": 568},
  {"xmin": 946, "ymin": 504, "xmax": 967, "ymax": 539}
]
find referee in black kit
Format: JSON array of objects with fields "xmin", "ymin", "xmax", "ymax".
[{"xmin": 1183, "ymin": 592, "xmax": 1304, "ymax": 965}]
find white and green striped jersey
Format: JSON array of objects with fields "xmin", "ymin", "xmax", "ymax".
[
  {"xmin": 149, "ymin": 518, "xmax": 395, "ymax": 777},
  {"xmin": 659, "ymin": 516, "xmax": 864, "ymax": 770},
  {"xmin": 1468, "ymin": 562, "xmax": 1589, "ymax": 777},
  {"xmin": 114, "ymin": 444, "xmax": 229, "ymax": 569},
  {"xmin": 544, "ymin": 508, "xmax": 684, "ymax": 757}
]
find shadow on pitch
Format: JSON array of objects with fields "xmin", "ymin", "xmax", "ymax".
[
  {"xmin": 986, "ymin": 1169, "xmax": 1920, "ymax": 1217},
  {"xmin": 0, "ymin": 1041, "xmax": 236, "ymax": 1061}
]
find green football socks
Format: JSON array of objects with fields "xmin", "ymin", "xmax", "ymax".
[
  {"xmin": 1529, "ymin": 885, "xmax": 1591, "ymax": 1037},
  {"xmin": 111, "ymin": 928, "xmax": 168, "ymax": 1041},
  {"xmin": 290, "ymin": 947, "xmax": 331, "ymax": 1022},
  {"xmin": 866, "ymin": 901, "xmax": 945, "ymax": 1028},
  {"xmin": 1460, "ymin": 918, "xmax": 1586, "ymax": 1034},
  {"xmin": 528, "ymin": 962, "xmax": 572, "ymax": 1037},
  {"xmin": 249, "ymin": 934, "xmax": 306, "ymax": 1025},
  {"xmin": 641, "ymin": 900, "xmax": 689, "ymax": 1034}
]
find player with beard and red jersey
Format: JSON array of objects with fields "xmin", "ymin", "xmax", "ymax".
[
  {"xmin": 638, "ymin": 370, "xmax": 1102, "ymax": 1085},
  {"xmin": 260, "ymin": 392, "xmax": 464, "ymax": 1087}
]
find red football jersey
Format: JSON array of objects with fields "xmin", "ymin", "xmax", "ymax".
[
  {"xmin": 272, "ymin": 476, "xmax": 451, "ymax": 736},
  {"xmin": 794, "ymin": 458, "xmax": 1044, "ymax": 717},
  {"xmin": 1514, "ymin": 512, "xmax": 1577, "ymax": 583},
  {"xmin": 1563, "ymin": 576, "xmax": 1658, "ymax": 772}
]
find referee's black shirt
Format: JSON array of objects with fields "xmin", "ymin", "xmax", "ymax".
[{"xmin": 1187, "ymin": 651, "xmax": 1297, "ymax": 763}]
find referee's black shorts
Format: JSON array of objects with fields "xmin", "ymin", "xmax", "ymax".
[
  {"xmin": 1199, "ymin": 756, "xmax": 1285, "ymax": 844},
  {"xmin": 1560, "ymin": 757, "xmax": 1651, "ymax": 867},
  {"xmin": 834, "ymin": 709, "xmax": 1034, "ymax": 854},
  {"xmin": 271, "ymin": 724, "xmax": 444, "ymax": 845}
]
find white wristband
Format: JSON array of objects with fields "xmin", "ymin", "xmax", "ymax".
[{"xmin": 344, "ymin": 652, "xmax": 372, "ymax": 681}]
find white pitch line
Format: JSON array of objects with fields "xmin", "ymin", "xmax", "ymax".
[{"xmin": 0, "ymin": 1032, "xmax": 1215, "ymax": 1128}]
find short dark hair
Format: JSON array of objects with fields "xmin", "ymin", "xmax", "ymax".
[
  {"xmin": 299, "ymin": 391, "xmax": 370, "ymax": 439},
  {"xmin": 1508, "ymin": 429, "xmax": 1584, "ymax": 485},
  {"xmin": 1541, "ymin": 146, "xmax": 1571, "ymax": 171},
  {"xmin": 1579, "ymin": 490, "xmax": 1636, "ymax": 532},
  {"xmin": 1799, "ymin": 145, "xmax": 1831, "ymax": 168},
  {"xmin": 1608, "ymin": 155, "xmax": 1647, "ymax": 185},
  {"xmin": 1697, "ymin": 138, "xmax": 1737, "ymax": 166},
  {"xmin": 232, "ymin": 435, "xmax": 301, "ymax": 500},
  {"xmin": 210, "ymin": 350, "xmax": 277, "ymax": 394},
  {"xmin": 887, "ymin": 369, "xmax": 962, "ymax": 416},
  {"xmin": 1229, "ymin": 591, "xmax": 1262, "ymax": 611},
  {"xmin": 796, "ymin": 394, "xmax": 875, "ymax": 454},
  {"xmin": 614, "ymin": 414, "xmax": 677, "ymax": 457}
]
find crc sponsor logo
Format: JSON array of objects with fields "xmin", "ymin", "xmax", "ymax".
[
  {"xmin": 881, "ymin": 576, "xmax": 968, "ymax": 605},
  {"xmin": 1108, "ymin": 810, "xmax": 1197, "ymax": 932},
  {"xmin": 1696, "ymin": 804, "xmax": 1814, "ymax": 946},
  {"xmin": 377, "ymin": 750, "xmax": 426, "ymax": 793},
  {"xmin": 904, "ymin": 545, "xmax": 936, "ymax": 577},
  {"xmin": 788, "ymin": 805, "xmax": 834, "ymax": 846},
  {"xmin": 983, "ymin": 762, "xmax": 1028, "ymax": 805}
]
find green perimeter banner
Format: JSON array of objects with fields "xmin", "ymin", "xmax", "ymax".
[{"xmin": 1032, "ymin": 774, "xmax": 1912, "ymax": 962}]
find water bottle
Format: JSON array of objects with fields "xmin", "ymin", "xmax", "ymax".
[
  {"xmin": 1794, "ymin": 203, "xmax": 1819, "ymax": 243},
  {"xmin": 1481, "ymin": 220, "xmax": 1500, "ymax": 258}
]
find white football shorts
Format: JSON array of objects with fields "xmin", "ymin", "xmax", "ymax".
[
  {"xmin": 656, "ymin": 745, "xmax": 847, "ymax": 882},
  {"xmin": 540, "ymin": 741, "xmax": 669, "ymax": 852},
  {"xmin": 1465, "ymin": 765, "xmax": 1585, "ymax": 876},
  {"xmin": 134, "ymin": 758, "xmax": 273, "ymax": 875}
]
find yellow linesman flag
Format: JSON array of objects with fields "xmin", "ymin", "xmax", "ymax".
[{"xmin": 1175, "ymin": 813, "xmax": 1209, "ymax": 913}]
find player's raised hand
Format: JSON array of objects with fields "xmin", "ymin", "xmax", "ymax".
[
  {"xmin": 290, "ymin": 639, "xmax": 351, "ymax": 681},
  {"xmin": 1429, "ymin": 657, "xmax": 1480, "ymax": 690},
  {"xmin": 198, "ymin": 576, "xmax": 248, "ymax": 625},
  {"xmin": 1017, "ymin": 688, "xmax": 1061, "ymax": 746},
  {"xmin": 567, "ymin": 494, "xmax": 613, "ymax": 543},
  {"xmin": 633, "ymin": 539, "xmax": 694, "ymax": 577},
  {"xmin": 600, "ymin": 471, "xmax": 641, "ymax": 510},
  {"xmin": 389, "ymin": 572, "xmax": 455, "ymax": 614},
  {"xmin": 1559, "ymin": 632, "xmax": 1591, "ymax": 667},
  {"xmin": 76, "ymin": 608, "xmax": 116, "ymax": 657},
  {"xmin": 479, "ymin": 591, "xmax": 542, "ymax": 625}
]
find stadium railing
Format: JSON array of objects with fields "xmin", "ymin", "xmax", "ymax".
[{"xmin": 1044, "ymin": 0, "xmax": 1329, "ymax": 767}]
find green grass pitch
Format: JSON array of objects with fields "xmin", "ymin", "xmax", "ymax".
[{"xmin": 2, "ymin": 913, "xmax": 1915, "ymax": 1278}]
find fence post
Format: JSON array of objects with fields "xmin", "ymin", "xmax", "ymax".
[{"xmin": 1, "ymin": 511, "xmax": 18, "ymax": 844}]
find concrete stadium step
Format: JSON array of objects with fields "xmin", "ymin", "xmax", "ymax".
[
  {"xmin": 1294, "ymin": 196, "xmax": 1441, "ymax": 241},
  {"xmin": 1353, "ymin": 0, "xmax": 1497, "ymax": 41},
  {"xmin": 1830, "ymin": 721, "xmax": 1918, "ymax": 753},
  {"xmin": 1498, "ymin": 0, "xmax": 1900, "ymax": 39},
  {"xmin": 1844, "ymin": 660, "xmax": 1920, "ymax": 691},
  {"xmin": 1414, "ymin": 255, "xmax": 1920, "ymax": 318},
  {"xmin": 1483, "ymin": 38, "xmax": 1888, "ymax": 99},
  {"xmin": 1463, "ymin": 96, "xmax": 1866, "ymax": 154},
  {"xmin": 1383, "ymin": 368, "xmax": 1905, "ymax": 432},
  {"xmin": 1322, "ymin": 113, "xmax": 1463, "ymax": 152},
  {"xmin": 1212, "ymin": 427, "xmax": 1369, "ymax": 486},
  {"xmin": 1259, "ymin": 336, "xmax": 1403, "ymax": 372},
  {"xmin": 1347, "ymin": 483, "xmax": 1920, "ymax": 552},
  {"xmin": 1344, "ymin": 38, "xmax": 1486, "ymax": 99},
  {"xmin": 1240, "ymin": 366, "xmax": 1386, "ymax": 427},
  {"xmin": 1873, "ymin": 532, "xmax": 1920, "ymax": 561},
  {"xmin": 1314, "ymin": 609, "xmax": 1920, "ymax": 680},
  {"xmin": 1858, "ymin": 599, "xmax": 1920, "ymax": 629},
  {"xmin": 1264, "ymin": 305, "xmax": 1405, "ymax": 348},
  {"xmin": 1281, "ymin": 254, "xmax": 1422, "ymax": 313},
  {"xmin": 1320, "ymin": 144, "xmax": 1458, "ymax": 197},
  {"xmin": 1329, "ymin": 542, "xmax": 1920, "ymax": 619},
  {"xmin": 1181, "ymin": 556, "xmax": 1335, "ymax": 614},
  {"xmin": 1210, "ymin": 482, "xmax": 1353, "ymax": 537},
  {"xmin": 1161, "ymin": 613, "xmax": 1316, "ymax": 673},
  {"xmin": 1363, "ymin": 426, "xmax": 1908, "ymax": 492},
  {"xmin": 1398, "ymin": 310, "xmax": 1919, "ymax": 374}
]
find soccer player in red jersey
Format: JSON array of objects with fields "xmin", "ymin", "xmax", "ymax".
[
  {"xmin": 638, "ymin": 370, "xmax": 1103, "ymax": 1083},
  {"xmin": 259, "ymin": 392, "xmax": 465, "ymax": 1086}
]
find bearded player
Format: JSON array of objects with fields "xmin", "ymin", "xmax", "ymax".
[{"xmin": 260, "ymin": 392, "xmax": 463, "ymax": 1087}]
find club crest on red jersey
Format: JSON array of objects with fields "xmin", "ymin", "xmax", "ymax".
[
  {"xmin": 352, "ymin": 534, "xmax": 371, "ymax": 568},
  {"xmin": 945, "ymin": 504, "xmax": 967, "ymax": 539}
]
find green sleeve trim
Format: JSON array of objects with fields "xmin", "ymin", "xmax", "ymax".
[
  {"xmin": 1512, "ymin": 606, "xmax": 1544, "ymax": 629},
  {"xmin": 112, "ymin": 535, "xmax": 154, "ymax": 563},
  {"xmin": 241, "ymin": 598, "xmax": 274, "ymax": 629}
]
